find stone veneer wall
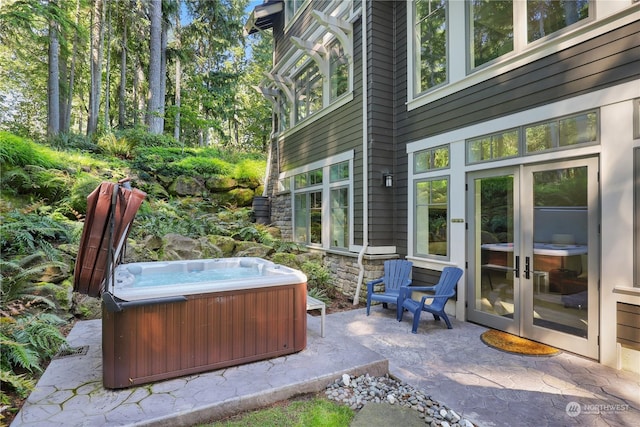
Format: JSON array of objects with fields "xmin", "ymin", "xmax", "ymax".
[
  {"xmin": 324, "ymin": 252, "xmax": 392, "ymax": 303},
  {"xmin": 270, "ymin": 192, "xmax": 293, "ymax": 241}
]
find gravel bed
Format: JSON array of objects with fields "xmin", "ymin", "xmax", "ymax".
[{"xmin": 325, "ymin": 373, "xmax": 475, "ymax": 427}]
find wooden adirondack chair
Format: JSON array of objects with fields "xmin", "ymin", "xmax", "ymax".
[
  {"xmin": 399, "ymin": 266, "xmax": 463, "ymax": 333},
  {"xmin": 366, "ymin": 259, "xmax": 413, "ymax": 320}
]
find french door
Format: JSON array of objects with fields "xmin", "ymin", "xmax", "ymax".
[{"xmin": 467, "ymin": 158, "xmax": 599, "ymax": 359}]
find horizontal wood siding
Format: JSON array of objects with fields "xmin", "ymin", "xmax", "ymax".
[
  {"xmin": 398, "ymin": 19, "xmax": 640, "ymax": 143},
  {"xmin": 617, "ymin": 303, "xmax": 640, "ymax": 351},
  {"xmin": 367, "ymin": 0, "xmax": 396, "ymax": 247},
  {"xmin": 273, "ymin": 4, "xmax": 365, "ymax": 245}
]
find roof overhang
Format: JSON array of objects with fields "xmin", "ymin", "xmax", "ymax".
[{"xmin": 244, "ymin": 0, "xmax": 283, "ymax": 36}]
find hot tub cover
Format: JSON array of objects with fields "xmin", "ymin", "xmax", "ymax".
[{"xmin": 73, "ymin": 180, "xmax": 146, "ymax": 297}]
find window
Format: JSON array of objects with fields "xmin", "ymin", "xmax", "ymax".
[
  {"xmin": 294, "ymin": 62, "xmax": 323, "ymax": 123},
  {"xmin": 330, "ymin": 161, "xmax": 349, "ymax": 249},
  {"xmin": 411, "ymin": 0, "xmax": 599, "ymax": 101},
  {"xmin": 415, "ymin": 178, "xmax": 449, "ymax": 258},
  {"xmin": 466, "ymin": 110, "xmax": 598, "ymax": 164},
  {"xmin": 469, "ymin": 0, "xmax": 513, "ymax": 69},
  {"xmin": 329, "ymin": 40, "xmax": 349, "ymax": 101},
  {"xmin": 414, "ymin": 0, "xmax": 448, "ymax": 94},
  {"xmin": 414, "ymin": 145, "xmax": 450, "ymax": 173},
  {"xmin": 526, "ymin": 111, "xmax": 597, "ymax": 153},
  {"xmin": 291, "ymin": 158, "xmax": 351, "ymax": 249},
  {"xmin": 527, "ymin": 0, "xmax": 590, "ymax": 43},
  {"xmin": 294, "ymin": 169, "xmax": 322, "ymax": 244},
  {"xmin": 467, "ymin": 129, "xmax": 519, "ymax": 163},
  {"xmin": 285, "ymin": 0, "xmax": 306, "ymax": 24}
]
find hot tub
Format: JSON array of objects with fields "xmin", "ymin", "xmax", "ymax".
[
  {"xmin": 102, "ymin": 258, "xmax": 307, "ymax": 389},
  {"xmin": 73, "ymin": 181, "xmax": 307, "ymax": 389}
]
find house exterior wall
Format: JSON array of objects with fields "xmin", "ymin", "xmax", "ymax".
[{"xmin": 254, "ymin": 0, "xmax": 640, "ymax": 371}]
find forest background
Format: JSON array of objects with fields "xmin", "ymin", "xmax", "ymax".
[{"xmin": 0, "ymin": 1, "xmax": 340, "ymax": 424}]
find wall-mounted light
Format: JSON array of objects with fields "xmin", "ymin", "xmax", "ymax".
[{"xmin": 382, "ymin": 173, "xmax": 393, "ymax": 188}]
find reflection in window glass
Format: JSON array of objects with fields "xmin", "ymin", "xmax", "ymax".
[
  {"xmin": 329, "ymin": 40, "xmax": 349, "ymax": 101},
  {"xmin": 415, "ymin": 0, "xmax": 447, "ymax": 94},
  {"xmin": 294, "ymin": 194, "xmax": 308, "ymax": 243},
  {"xmin": 278, "ymin": 96, "xmax": 290, "ymax": 132},
  {"xmin": 415, "ymin": 145, "xmax": 450, "ymax": 173},
  {"xmin": 526, "ymin": 111, "xmax": 597, "ymax": 153},
  {"xmin": 469, "ymin": 0, "xmax": 513, "ymax": 68},
  {"xmin": 295, "ymin": 62, "xmax": 323, "ymax": 123},
  {"xmin": 526, "ymin": 122, "xmax": 558, "ymax": 152},
  {"xmin": 309, "ymin": 168, "xmax": 323, "ymax": 185},
  {"xmin": 330, "ymin": 187, "xmax": 349, "ymax": 248},
  {"xmin": 330, "ymin": 161, "xmax": 349, "ymax": 182},
  {"xmin": 559, "ymin": 112, "xmax": 597, "ymax": 146},
  {"xmin": 310, "ymin": 191, "xmax": 322, "ymax": 244},
  {"xmin": 467, "ymin": 130, "xmax": 519, "ymax": 163},
  {"xmin": 415, "ymin": 178, "xmax": 448, "ymax": 257},
  {"xmin": 527, "ymin": 0, "xmax": 590, "ymax": 43}
]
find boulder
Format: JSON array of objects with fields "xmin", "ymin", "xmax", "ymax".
[
  {"xmin": 204, "ymin": 235, "xmax": 237, "ymax": 257},
  {"xmin": 168, "ymin": 176, "xmax": 205, "ymax": 196},
  {"xmin": 206, "ymin": 176, "xmax": 238, "ymax": 192},
  {"xmin": 227, "ymin": 188, "xmax": 255, "ymax": 207},
  {"xmin": 162, "ymin": 233, "xmax": 202, "ymax": 260},
  {"xmin": 233, "ymin": 241, "xmax": 273, "ymax": 258}
]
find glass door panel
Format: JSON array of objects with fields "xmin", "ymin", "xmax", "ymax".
[
  {"xmin": 521, "ymin": 158, "xmax": 599, "ymax": 359},
  {"xmin": 467, "ymin": 171, "xmax": 520, "ymax": 334}
]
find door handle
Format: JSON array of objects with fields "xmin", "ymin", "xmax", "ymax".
[
  {"xmin": 514, "ymin": 256, "xmax": 520, "ymax": 278},
  {"xmin": 524, "ymin": 256, "xmax": 531, "ymax": 279}
]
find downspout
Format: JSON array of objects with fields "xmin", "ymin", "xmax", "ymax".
[
  {"xmin": 262, "ymin": 108, "xmax": 276, "ymax": 197},
  {"xmin": 354, "ymin": 4, "xmax": 368, "ymax": 305}
]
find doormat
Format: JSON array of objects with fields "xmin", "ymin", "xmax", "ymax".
[{"xmin": 480, "ymin": 329, "xmax": 561, "ymax": 356}]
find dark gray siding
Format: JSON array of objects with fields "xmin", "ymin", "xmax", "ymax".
[
  {"xmin": 367, "ymin": 0, "xmax": 397, "ymax": 247},
  {"xmin": 272, "ymin": 3, "xmax": 365, "ymax": 245},
  {"xmin": 397, "ymin": 18, "xmax": 640, "ymax": 143}
]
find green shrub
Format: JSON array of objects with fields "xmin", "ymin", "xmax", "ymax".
[
  {"xmin": 301, "ymin": 261, "xmax": 336, "ymax": 298},
  {"xmin": 48, "ymin": 132, "xmax": 98, "ymax": 152},
  {"xmin": 233, "ymin": 158, "xmax": 267, "ymax": 180},
  {"xmin": 0, "ymin": 132, "xmax": 59, "ymax": 169},
  {"xmin": 115, "ymin": 127, "xmax": 178, "ymax": 148},
  {"xmin": 68, "ymin": 174, "xmax": 103, "ymax": 214},
  {"xmin": 97, "ymin": 132, "xmax": 135, "ymax": 159},
  {"xmin": 172, "ymin": 156, "xmax": 233, "ymax": 176}
]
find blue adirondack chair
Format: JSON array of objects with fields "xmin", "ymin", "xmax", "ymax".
[
  {"xmin": 399, "ymin": 266, "xmax": 463, "ymax": 333},
  {"xmin": 366, "ymin": 259, "xmax": 413, "ymax": 320}
]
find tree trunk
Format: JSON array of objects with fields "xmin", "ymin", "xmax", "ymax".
[
  {"xmin": 104, "ymin": 1, "xmax": 112, "ymax": 129},
  {"xmin": 62, "ymin": 0, "xmax": 81, "ymax": 134},
  {"xmin": 118, "ymin": 10, "xmax": 127, "ymax": 129},
  {"xmin": 88, "ymin": 0, "xmax": 105, "ymax": 136},
  {"xmin": 174, "ymin": 0, "xmax": 181, "ymax": 144},
  {"xmin": 147, "ymin": 0, "xmax": 163, "ymax": 134},
  {"xmin": 47, "ymin": 0, "xmax": 60, "ymax": 138}
]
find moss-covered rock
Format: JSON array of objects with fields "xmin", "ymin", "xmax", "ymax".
[
  {"xmin": 205, "ymin": 235, "xmax": 236, "ymax": 257},
  {"xmin": 168, "ymin": 176, "xmax": 205, "ymax": 196},
  {"xmin": 233, "ymin": 241, "xmax": 273, "ymax": 258},
  {"xmin": 206, "ymin": 176, "xmax": 238, "ymax": 192},
  {"xmin": 227, "ymin": 188, "xmax": 255, "ymax": 207}
]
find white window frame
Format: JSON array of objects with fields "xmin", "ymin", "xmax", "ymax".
[
  {"xmin": 268, "ymin": 1, "xmax": 356, "ymax": 135},
  {"xmin": 283, "ymin": 150, "xmax": 355, "ymax": 251},
  {"xmin": 407, "ymin": 0, "xmax": 640, "ymax": 111},
  {"xmin": 413, "ymin": 175, "xmax": 450, "ymax": 260}
]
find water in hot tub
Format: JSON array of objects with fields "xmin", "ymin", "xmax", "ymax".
[{"xmin": 121, "ymin": 266, "xmax": 262, "ymax": 288}]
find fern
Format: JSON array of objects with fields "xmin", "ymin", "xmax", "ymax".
[
  {"xmin": 0, "ymin": 254, "xmax": 67, "ymax": 307},
  {"xmin": 0, "ymin": 313, "xmax": 67, "ymax": 377},
  {"xmin": 0, "ymin": 368, "xmax": 36, "ymax": 398},
  {"xmin": 0, "ymin": 211, "xmax": 70, "ymax": 260}
]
